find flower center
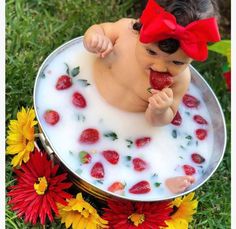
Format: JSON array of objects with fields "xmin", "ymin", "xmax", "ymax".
[
  {"xmin": 128, "ymin": 213, "xmax": 145, "ymax": 226},
  {"xmin": 34, "ymin": 176, "xmax": 48, "ymax": 195}
]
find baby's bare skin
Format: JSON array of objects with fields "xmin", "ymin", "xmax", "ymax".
[
  {"xmin": 84, "ymin": 18, "xmax": 192, "ymax": 126},
  {"xmin": 83, "ymin": 18, "xmax": 194, "ymax": 194}
]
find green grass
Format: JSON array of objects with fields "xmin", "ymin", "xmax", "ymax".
[{"xmin": 6, "ymin": 1, "xmax": 230, "ymax": 228}]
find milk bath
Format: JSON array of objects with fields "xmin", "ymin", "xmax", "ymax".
[{"xmin": 35, "ymin": 39, "xmax": 213, "ymax": 200}]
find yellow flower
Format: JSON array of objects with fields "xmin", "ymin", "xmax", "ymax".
[
  {"xmin": 57, "ymin": 193, "xmax": 108, "ymax": 229},
  {"xmin": 163, "ymin": 192, "xmax": 198, "ymax": 229},
  {"xmin": 6, "ymin": 107, "xmax": 37, "ymax": 167}
]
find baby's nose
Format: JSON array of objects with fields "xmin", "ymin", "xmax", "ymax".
[{"xmin": 151, "ymin": 62, "xmax": 168, "ymax": 72}]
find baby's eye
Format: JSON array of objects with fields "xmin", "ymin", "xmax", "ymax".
[
  {"xmin": 146, "ymin": 48, "xmax": 157, "ymax": 56},
  {"xmin": 173, "ymin": 60, "xmax": 185, "ymax": 65}
]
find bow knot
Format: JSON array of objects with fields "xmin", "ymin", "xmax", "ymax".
[{"xmin": 140, "ymin": 0, "xmax": 221, "ymax": 61}]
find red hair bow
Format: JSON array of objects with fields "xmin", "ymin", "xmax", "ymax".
[{"xmin": 140, "ymin": 0, "xmax": 221, "ymax": 61}]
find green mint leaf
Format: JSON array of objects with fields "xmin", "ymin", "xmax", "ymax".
[
  {"xmin": 154, "ymin": 182, "xmax": 161, "ymax": 187},
  {"xmin": 77, "ymin": 114, "xmax": 86, "ymax": 122},
  {"xmin": 126, "ymin": 156, "xmax": 132, "ymax": 161},
  {"xmin": 104, "ymin": 131, "xmax": 118, "ymax": 141},
  {"xmin": 40, "ymin": 72, "xmax": 46, "ymax": 79},
  {"xmin": 185, "ymin": 135, "xmax": 192, "ymax": 140},
  {"xmin": 71, "ymin": 66, "xmax": 80, "ymax": 77},
  {"xmin": 126, "ymin": 139, "xmax": 133, "ymax": 148},
  {"xmin": 172, "ymin": 129, "xmax": 177, "ymax": 138},
  {"xmin": 64, "ymin": 63, "xmax": 70, "ymax": 75},
  {"xmin": 78, "ymin": 79, "xmax": 91, "ymax": 87}
]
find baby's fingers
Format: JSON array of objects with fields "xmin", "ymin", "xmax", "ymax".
[{"xmin": 100, "ymin": 42, "xmax": 113, "ymax": 58}]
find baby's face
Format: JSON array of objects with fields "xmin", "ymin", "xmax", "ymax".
[{"xmin": 135, "ymin": 40, "xmax": 192, "ymax": 77}]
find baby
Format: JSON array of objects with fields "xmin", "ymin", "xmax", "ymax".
[{"xmin": 83, "ymin": 0, "xmax": 220, "ymax": 194}]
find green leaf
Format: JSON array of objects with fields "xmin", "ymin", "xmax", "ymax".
[
  {"xmin": 126, "ymin": 155, "xmax": 132, "ymax": 161},
  {"xmin": 172, "ymin": 129, "xmax": 177, "ymax": 138},
  {"xmin": 154, "ymin": 182, "xmax": 161, "ymax": 187},
  {"xmin": 71, "ymin": 66, "xmax": 80, "ymax": 77},
  {"xmin": 64, "ymin": 63, "xmax": 70, "ymax": 75},
  {"xmin": 208, "ymin": 40, "xmax": 231, "ymax": 66},
  {"xmin": 40, "ymin": 72, "xmax": 46, "ymax": 79},
  {"xmin": 104, "ymin": 131, "xmax": 118, "ymax": 141},
  {"xmin": 126, "ymin": 139, "xmax": 133, "ymax": 148},
  {"xmin": 78, "ymin": 79, "xmax": 91, "ymax": 87},
  {"xmin": 185, "ymin": 135, "xmax": 192, "ymax": 140}
]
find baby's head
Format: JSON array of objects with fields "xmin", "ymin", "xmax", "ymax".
[{"xmin": 133, "ymin": 0, "xmax": 220, "ymax": 61}]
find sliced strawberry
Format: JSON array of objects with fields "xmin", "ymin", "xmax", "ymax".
[
  {"xmin": 79, "ymin": 128, "xmax": 99, "ymax": 144},
  {"xmin": 90, "ymin": 162, "xmax": 104, "ymax": 179},
  {"xmin": 135, "ymin": 137, "xmax": 151, "ymax": 148},
  {"xmin": 72, "ymin": 92, "xmax": 87, "ymax": 108},
  {"xmin": 102, "ymin": 150, "xmax": 119, "ymax": 165},
  {"xmin": 79, "ymin": 151, "xmax": 92, "ymax": 164},
  {"xmin": 149, "ymin": 70, "xmax": 173, "ymax": 90},
  {"xmin": 108, "ymin": 181, "xmax": 125, "ymax": 193},
  {"xmin": 56, "ymin": 75, "xmax": 72, "ymax": 90},
  {"xmin": 183, "ymin": 164, "xmax": 196, "ymax": 175},
  {"xmin": 183, "ymin": 94, "xmax": 200, "ymax": 108},
  {"xmin": 43, "ymin": 110, "xmax": 60, "ymax": 125},
  {"xmin": 195, "ymin": 129, "xmax": 207, "ymax": 140},
  {"xmin": 193, "ymin": 115, "xmax": 208, "ymax": 124},
  {"xmin": 132, "ymin": 158, "xmax": 148, "ymax": 171},
  {"xmin": 191, "ymin": 153, "xmax": 205, "ymax": 164},
  {"xmin": 171, "ymin": 111, "xmax": 182, "ymax": 126},
  {"xmin": 129, "ymin": 180, "xmax": 151, "ymax": 194}
]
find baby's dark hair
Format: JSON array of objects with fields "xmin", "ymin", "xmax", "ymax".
[{"xmin": 134, "ymin": 0, "xmax": 219, "ymax": 54}]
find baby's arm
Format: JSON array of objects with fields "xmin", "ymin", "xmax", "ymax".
[
  {"xmin": 83, "ymin": 19, "xmax": 125, "ymax": 58},
  {"xmin": 145, "ymin": 68, "xmax": 191, "ymax": 126}
]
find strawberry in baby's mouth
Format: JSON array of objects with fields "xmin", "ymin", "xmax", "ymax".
[{"xmin": 149, "ymin": 69, "xmax": 173, "ymax": 90}]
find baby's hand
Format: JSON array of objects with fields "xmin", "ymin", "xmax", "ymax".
[
  {"xmin": 148, "ymin": 88, "xmax": 173, "ymax": 114},
  {"xmin": 84, "ymin": 34, "xmax": 113, "ymax": 58}
]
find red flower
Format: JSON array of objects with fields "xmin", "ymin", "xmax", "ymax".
[
  {"xmin": 103, "ymin": 200, "xmax": 172, "ymax": 229},
  {"xmin": 7, "ymin": 149, "xmax": 72, "ymax": 225},
  {"xmin": 223, "ymin": 70, "xmax": 231, "ymax": 91}
]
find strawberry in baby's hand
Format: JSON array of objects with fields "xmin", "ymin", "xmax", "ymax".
[
  {"xmin": 132, "ymin": 158, "xmax": 148, "ymax": 171},
  {"xmin": 90, "ymin": 162, "xmax": 104, "ymax": 179},
  {"xmin": 193, "ymin": 115, "xmax": 208, "ymax": 125},
  {"xmin": 108, "ymin": 181, "xmax": 125, "ymax": 194},
  {"xmin": 191, "ymin": 153, "xmax": 205, "ymax": 164},
  {"xmin": 56, "ymin": 75, "xmax": 72, "ymax": 90},
  {"xmin": 43, "ymin": 110, "xmax": 60, "ymax": 125},
  {"xmin": 135, "ymin": 137, "xmax": 151, "ymax": 148},
  {"xmin": 79, "ymin": 151, "xmax": 92, "ymax": 164},
  {"xmin": 149, "ymin": 70, "xmax": 173, "ymax": 90},
  {"xmin": 129, "ymin": 180, "xmax": 151, "ymax": 194},
  {"xmin": 195, "ymin": 129, "xmax": 207, "ymax": 140},
  {"xmin": 79, "ymin": 128, "xmax": 99, "ymax": 144},
  {"xmin": 102, "ymin": 150, "xmax": 119, "ymax": 165},
  {"xmin": 171, "ymin": 111, "xmax": 182, "ymax": 126},
  {"xmin": 72, "ymin": 92, "xmax": 87, "ymax": 108},
  {"xmin": 182, "ymin": 164, "xmax": 196, "ymax": 175},
  {"xmin": 183, "ymin": 94, "xmax": 200, "ymax": 108}
]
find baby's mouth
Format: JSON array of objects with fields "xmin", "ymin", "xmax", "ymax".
[{"xmin": 149, "ymin": 69, "xmax": 173, "ymax": 90}]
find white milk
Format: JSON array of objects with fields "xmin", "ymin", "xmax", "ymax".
[{"xmin": 35, "ymin": 40, "xmax": 213, "ymax": 200}]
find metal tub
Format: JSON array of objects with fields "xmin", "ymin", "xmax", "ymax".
[{"xmin": 33, "ymin": 37, "xmax": 227, "ymax": 202}]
